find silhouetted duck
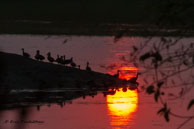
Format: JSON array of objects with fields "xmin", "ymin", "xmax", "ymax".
[
  {"xmin": 47, "ymin": 52, "xmax": 55, "ymax": 63},
  {"xmin": 21, "ymin": 48, "xmax": 30, "ymax": 58},
  {"xmin": 113, "ymin": 70, "xmax": 120, "ymax": 78},
  {"xmin": 35, "ymin": 50, "xmax": 45, "ymax": 61},
  {"xmin": 63, "ymin": 57, "xmax": 73, "ymax": 66},
  {"xmin": 61, "ymin": 55, "xmax": 66, "ymax": 65},
  {"xmin": 56, "ymin": 55, "xmax": 64, "ymax": 64},
  {"xmin": 129, "ymin": 72, "xmax": 140, "ymax": 83},
  {"xmin": 86, "ymin": 62, "xmax": 91, "ymax": 71},
  {"xmin": 63, "ymin": 55, "xmax": 66, "ymax": 61},
  {"xmin": 56, "ymin": 55, "xmax": 61, "ymax": 64},
  {"xmin": 59, "ymin": 56, "xmax": 64, "ymax": 64},
  {"xmin": 78, "ymin": 65, "xmax": 80, "ymax": 69}
]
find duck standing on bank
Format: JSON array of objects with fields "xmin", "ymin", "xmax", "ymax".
[
  {"xmin": 113, "ymin": 70, "xmax": 120, "ymax": 78},
  {"xmin": 86, "ymin": 62, "xmax": 91, "ymax": 71},
  {"xmin": 21, "ymin": 48, "xmax": 30, "ymax": 58},
  {"xmin": 35, "ymin": 50, "xmax": 45, "ymax": 61},
  {"xmin": 56, "ymin": 55, "xmax": 61, "ymax": 64},
  {"xmin": 128, "ymin": 72, "xmax": 141, "ymax": 87},
  {"xmin": 63, "ymin": 57, "xmax": 73, "ymax": 66},
  {"xmin": 47, "ymin": 52, "xmax": 55, "ymax": 63},
  {"xmin": 129, "ymin": 73, "xmax": 140, "ymax": 83}
]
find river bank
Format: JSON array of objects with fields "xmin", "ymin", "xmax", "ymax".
[
  {"xmin": 0, "ymin": 51, "xmax": 129, "ymax": 109},
  {"xmin": 0, "ymin": 51, "xmax": 128, "ymax": 89},
  {"xmin": 1, "ymin": 0, "xmax": 194, "ymax": 36},
  {"xmin": 1, "ymin": 20, "xmax": 194, "ymax": 37}
]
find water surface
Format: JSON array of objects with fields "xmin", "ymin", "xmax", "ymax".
[{"xmin": 0, "ymin": 35, "xmax": 194, "ymax": 129}]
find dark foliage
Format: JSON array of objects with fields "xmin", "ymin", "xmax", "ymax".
[
  {"xmin": 146, "ymin": 85, "xmax": 155, "ymax": 94},
  {"xmin": 187, "ymin": 99, "xmax": 194, "ymax": 110}
]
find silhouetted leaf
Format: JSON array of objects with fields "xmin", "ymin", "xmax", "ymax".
[
  {"xmin": 157, "ymin": 103, "xmax": 167, "ymax": 115},
  {"xmin": 139, "ymin": 52, "xmax": 151, "ymax": 61},
  {"xmin": 157, "ymin": 104, "xmax": 170, "ymax": 122},
  {"xmin": 164, "ymin": 109, "xmax": 170, "ymax": 122},
  {"xmin": 157, "ymin": 107, "xmax": 166, "ymax": 115},
  {"xmin": 146, "ymin": 85, "xmax": 155, "ymax": 94},
  {"xmin": 157, "ymin": 81, "xmax": 164, "ymax": 88},
  {"xmin": 154, "ymin": 89, "xmax": 160, "ymax": 102},
  {"xmin": 187, "ymin": 99, "xmax": 194, "ymax": 110}
]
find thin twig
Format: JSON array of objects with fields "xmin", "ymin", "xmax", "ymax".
[{"xmin": 177, "ymin": 117, "xmax": 193, "ymax": 129}]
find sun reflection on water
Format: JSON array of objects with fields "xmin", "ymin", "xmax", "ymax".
[{"xmin": 106, "ymin": 88, "xmax": 138, "ymax": 129}]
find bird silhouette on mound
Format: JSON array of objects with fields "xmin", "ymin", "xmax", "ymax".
[
  {"xmin": 63, "ymin": 57, "xmax": 73, "ymax": 66},
  {"xmin": 21, "ymin": 48, "xmax": 30, "ymax": 58},
  {"xmin": 113, "ymin": 70, "xmax": 120, "ymax": 78},
  {"xmin": 35, "ymin": 50, "xmax": 45, "ymax": 61},
  {"xmin": 47, "ymin": 52, "xmax": 55, "ymax": 63},
  {"xmin": 86, "ymin": 62, "xmax": 91, "ymax": 71},
  {"xmin": 56, "ymin": 55, "xmax": 62, "ymax": 64},
  {"xmin": 128, "ymin": 72, "xmax": 141, "ymax": 85}
]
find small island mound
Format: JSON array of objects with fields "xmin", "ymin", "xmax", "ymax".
[
  {"xmin": 0, "ymin": 51, "xmax": 128, "ymax": 90},
  {"xmin": 0, "ymin": 51, "xmax": 130, "ymax": 109}
]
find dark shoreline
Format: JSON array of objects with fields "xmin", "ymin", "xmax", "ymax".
[
  {"xmin": 0, "ymin": 51, "xmax": 127, "ymax": 89},
  {"xmin": 0, "ymin": 51, "xmax": 129, "ymax": 110},
  {"xmin": 1, "ymin": 0, "xmax": 194, "ymax": 36},
  {"xmin": 1, "ymin": 20, "xmax": 194, "ymax": 37}
]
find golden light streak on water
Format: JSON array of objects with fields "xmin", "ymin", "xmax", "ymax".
[{"xmin": 106, "ymin": 88, "xmax": 138, "ymax": 129}]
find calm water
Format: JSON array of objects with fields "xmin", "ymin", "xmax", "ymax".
[{"xmin": 0, "ymin": 35, "xmax": 194, "ymax": 129}]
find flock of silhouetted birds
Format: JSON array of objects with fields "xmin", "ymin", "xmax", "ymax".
[{"xmin": 21, "ymin": 48, "xmax": 91, "ymax": 71}]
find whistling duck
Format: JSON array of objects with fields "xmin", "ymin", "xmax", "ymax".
[
  {"xmin": 56, "ymin": 55, "xmax": 61, "ymax": 64},
  {"xmin": 129, "ymin": 73, "xmax": 140, "ymax": 83},
  {"xmin": 61, "ymin": 55, "xmax": 66, "ymax": 65},
  {"xmin": 21, "ymin": 48, "xmax": 30, "ymax": 58},
  {"xmin": 47, "ymin": 52, "xmax": 55, "ymax": 63},
  {"xmin": 63, "ymin": 57, "xmax": 73, "ymax": 66},
  {"xmin": 35, "ymin": 50, "xmax": 45, "ymax": 61},
  {"xmin": 59, "ymin": 56, "xmax": 64, "ymax": 64}
]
